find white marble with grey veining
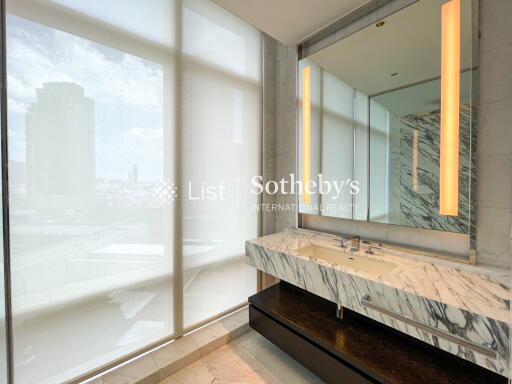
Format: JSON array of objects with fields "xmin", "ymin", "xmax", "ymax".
[{"xmin": 245, "ymin": 229, "xmax": 511, "ymax": 377}]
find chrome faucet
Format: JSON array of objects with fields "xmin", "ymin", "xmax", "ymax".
[
  {"xmin": 350, "ymin": 235, "xmax": 360, "ymax": 252},
  {"xmin": 337, "ymin": 235, "xmax": 347, "ymax": 248},
  {"xmin": 365, "ymin": 243, "xmax": 382, "ymax": 255}
]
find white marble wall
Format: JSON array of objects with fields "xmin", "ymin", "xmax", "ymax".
[
  {"xmin": 260, "ymin": 36, "xmax": 297, "ymax": 288},
  {"xmin": 262, "ymin": 34, "xmax": 277, "ymax": 236},
  {"xmin": 262, "ymin": 36, "xmax": 297, "ymax": 234},
  {"xmin": 275, "ymin": 42, "xmax": 297, "ymax": 232},
  {"xmin": 476, "ymin": 0, "xmax": 512, "ymax": 268}
]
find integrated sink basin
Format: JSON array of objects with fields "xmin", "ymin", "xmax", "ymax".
[{"xmin": 297, "ymin": 245, "xmax": 398, "ymax": 276}]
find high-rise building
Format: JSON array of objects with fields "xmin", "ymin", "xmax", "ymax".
[{"xmin": 26, "ymin": 82, "xmax": 95, "ymax": 194}]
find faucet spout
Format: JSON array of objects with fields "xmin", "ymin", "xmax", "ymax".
[{"xmin": 350, "ymin": 235, "xmax": 360, "ymax": 252}]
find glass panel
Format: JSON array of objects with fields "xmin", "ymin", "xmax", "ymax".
[
  {"xmin": 49, "ymin": 0, "xmax": 175, "ymax": 46},
  {"xmin": 181, "ymin": 0, "xmax": 259, "ymax": 328},
  {"xmin": 0, "ymin": 99, "xmax": 7, "ymax": 384},
  {"xmin": 369, "ymin": 72, "xmax": 474, "ymax": 232},
  {"xmin": 300, "ymin": 0, "xmax": 476, "ymax": 235},
  {"xmin": 4, "ymin": 0, "xmax": 261, "ymax": 380},
  {"xmin": 321, "ymin": 71, "xmax": 355, "ymax": 219},
  {"xmin": 6, "ymin": 5, "xmax": 174, "ymax": 383},
  {"xmin": 183, "ymin": 1, "xmax": 259, "ymax": 78},
  {"xmin": 369, "ymin": 100, "xmax": 390, "ymax": 223},
  {"xmin": 0, "ymin": 212, "xmax": 6, "ymax": 384},
  {"xmin": 353, "ymin": 90, "xmax": 368, "ymax": 221},
  {"xmin": 297, "ymin": 59, "xmax": 369, "ymax": 219}
]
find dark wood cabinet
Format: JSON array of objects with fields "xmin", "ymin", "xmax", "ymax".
[
  {"xmin": 292, "ymin": 332, "xmax": 373, "ymax": 384},
  {"xmin": 249, "ymin": 305, "xmax": 294, "ymax": 352},
  {"xmin": 250, "ymin": 305, "xmax": 374, "ymax": 383},
  {"xmin": 249, "ymin": 282, "xmax": 507, "ymax": 384}
]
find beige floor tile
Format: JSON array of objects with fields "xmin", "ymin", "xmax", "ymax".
[
  {"xmin": 102, "ymin": 355, "xmax": 160, "ymax": 384},
  {"xmin": 201, "ymin": 344, "xmax": 280, "ymax": 384},
  {"xmin": 152, "ymin": 337, "xmax": 201, "ymax": 379},
  {"xmin": 232, "ymin": 332, "xmax": 324, "ymax": 384},
  {"xmin": 160, "ymin": 360, "xmax": 216, "ymax": 384},
  {"xmin": 190, "ymin": 320, "xmax": 233, "ymax": 357},
  {"xmin": 157, "ymin": 331, "xmax": 323, "ymax": 384},
  {"xmin": 188, "ymin": 307, "xmax": 249, "ymax": 357}
]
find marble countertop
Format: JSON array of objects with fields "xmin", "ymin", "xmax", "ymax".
[{"xmin": 247, "ymin": 229, "xmax": 511, "ymax": 324}]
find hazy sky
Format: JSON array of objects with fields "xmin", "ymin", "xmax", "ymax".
[
  {"xmin": 5, "ymin": 2, "xmax": 256, "ymax": 183},
  {"xmin": 6, "ymin": 14, "xmax": 165, "ymax": 181}
]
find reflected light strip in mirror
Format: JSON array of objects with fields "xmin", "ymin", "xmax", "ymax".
[
  {"xmin": 302, "ymin": 66, "xmax": 311, "ymax": 204},
  {"xmin": 439, "ymin": 0, "xmax": 460, "ymax": 216}
]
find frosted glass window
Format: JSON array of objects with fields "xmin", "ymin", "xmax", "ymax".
[
  {"xmin": 49, "ymin": 0, "xmax": 175, "ymax": 46},
  {"xmin": 321, "ymin": 72, "xmax": 354, "ymax": 218},
  {"xmin": 354, "ymin": 90, "xmax": 369, "ymax": 221},
  {"xmin": 0, "ymin": 146, "xmax": 6, "ymax": 384},
  {"xmin": 369, "ymin": 100, "xmax": 390, "ymax": 222},
  {"xmin": 6, "ymin": 8, "xmax": 174, "ymax": 384},
  {"xmin": 182, "ymin": 0, "xmax": 259, "ymax": 328},
  {"xmin": 5, "ymin": 1, "xmax": 261, "ymax": 382},
  {"xmin": 183, "ymin": 0, "xmax": 260, "ymax": 78},
  {"xmin": 298, "ymin": 60, "xmax": 370, "ymax": 220}
]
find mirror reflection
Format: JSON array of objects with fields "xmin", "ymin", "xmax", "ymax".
[{"xmin": 298, "ymin": 0, "xmax": 476, "ymax": 234}]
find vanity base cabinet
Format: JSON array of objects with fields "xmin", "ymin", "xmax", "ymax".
[
  {"xmin": 249, "ymin": 282, "xmax": 507, "ymax": 384},
  {"xmin": 250, "ymin": 305, "xmax": 373, "ymax": 384}
]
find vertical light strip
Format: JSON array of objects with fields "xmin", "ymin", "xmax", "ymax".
[
  {"xmin": 440, "ymin": 0, "xmax": 460, "ymax": 216},
  {"xmin": 412, "ymin": 128, "xmax": 419, "ymax": 192},
  {"xmin": 302, "ymin": 66, "xmax": 311, "ymax": 204}
]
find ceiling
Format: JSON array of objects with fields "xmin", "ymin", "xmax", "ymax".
[
  {"xmin": 374, "ymin": 71, "xmax": 473, "ymax": 117},
  {"xmin": 212, "ymin": 0, "xmax": 369, "ymax": 46},
  {"xmin": 308, "ymin": 0, "xmax": 473, "ymax": 95}
]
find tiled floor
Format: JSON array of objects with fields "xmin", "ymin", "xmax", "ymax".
[{"xmin": 160, "ymin": 330, "xmax": 325, "ymax": 384}]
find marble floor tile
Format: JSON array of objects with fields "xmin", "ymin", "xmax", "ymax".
[
  {"xmin": 160, "ymin": 360, "xmax": 216, "ymax": 384},
  {"xmin": 158, "ymin": 331, "xmax": 324, "ymax": 384},
  {"xmin": 102, "ymin": 355, "xmax": 160, "ymax": 384},
  {"xmin": 152, "ymin": 336, "xmax": 201, "ymax": 379},
  {"xmin": 232, "ymin": 332, "xmax": 324, "ymax": 384},
  {"xmin": 190, "ymin": 308, "xmax": 250, "ymax": 357},
  {"xmin": 201, "ymin": 344, "xmax": 280, "ymax": 384}
]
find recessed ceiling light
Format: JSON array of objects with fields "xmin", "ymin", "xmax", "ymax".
[{"xmin": 376, "ymin": 21, "xmax": 385, "ymax": 27}]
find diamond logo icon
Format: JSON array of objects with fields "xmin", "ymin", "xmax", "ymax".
[{"xmin": 155, "ymin": 181, "xmax": 178, "ymax": 205}]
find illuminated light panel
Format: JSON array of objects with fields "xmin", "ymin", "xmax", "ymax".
[
  {"xmin": 302, "ymin": 66, "xmax": 311, "ymax": 204},
  {"xmin": 440, "ymin": 0, "xmax": 460, "ymax": 216}
]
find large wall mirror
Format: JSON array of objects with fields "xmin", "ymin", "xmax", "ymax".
[{"xmin": 298, "ymin": 0, "xmax": 477, "ymax": 236}]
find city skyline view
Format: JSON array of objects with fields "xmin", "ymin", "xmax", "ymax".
[{"xmin": 7, "ymin": 14, "xmax": 165, "ymax": 182}]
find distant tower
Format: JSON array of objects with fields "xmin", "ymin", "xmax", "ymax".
[
  {"xmin": 132, "ymin": 164, "xmax": 138, "ymax": 184},
  {"xmin": 26, "ymin": 82, "xmax": 95, "ymax": 194}
]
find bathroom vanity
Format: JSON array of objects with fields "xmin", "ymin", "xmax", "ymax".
[
  {"xmin": 245, "ymin": 229, "xmax": 511, "ymax": 380},
  {"xmin": 249, "ymin": 282, "xmax": 506, "ymax": 384},
  {"xmin": 246, "ymin": 0, "xmax": 510, "ymax": 381}
]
